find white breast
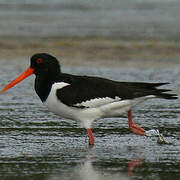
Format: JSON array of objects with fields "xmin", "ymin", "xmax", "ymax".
[{"xmin": 44, "ymin": 82, "xmax": 74, "ymax": 119}]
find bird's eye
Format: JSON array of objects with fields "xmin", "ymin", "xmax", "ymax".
[{"xmin": 36, "ymin": 58, "xmax": 44, "ymax": 64}]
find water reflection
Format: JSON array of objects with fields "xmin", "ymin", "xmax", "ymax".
[
  {"xmin": 128, "ymin": 159, "xmax": 144, "ymax": 177},
  {"xmin": 46, "ymin": 148, "xmax": 144, "ymax": 180}
]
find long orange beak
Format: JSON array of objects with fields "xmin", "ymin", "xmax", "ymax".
[{"xmin": 0, "ymin": 67, "xmax": 34, "ymax": 92}]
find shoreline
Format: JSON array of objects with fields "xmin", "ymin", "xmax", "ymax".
[{"xmin": 0, "ymin": 36, "xmax": 180, "ymax": 68}]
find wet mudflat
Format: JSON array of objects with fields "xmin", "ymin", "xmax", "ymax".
[{"xmin": 0, "ymin": 59, "xmax": 180, "ymax": 180}]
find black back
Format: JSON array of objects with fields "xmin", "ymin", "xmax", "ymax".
[{"xmin": 56, "ymin": 74, "xmax": 177, "ymax": 107}]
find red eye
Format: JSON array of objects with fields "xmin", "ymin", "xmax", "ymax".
[{"xmin": 36, "ymin": 58, "xmax": 44, "ymax": 64}]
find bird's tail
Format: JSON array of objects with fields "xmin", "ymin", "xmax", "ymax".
[{"xmin": 149, "ymin": 83, "xmax": 178, "ymax": 100}]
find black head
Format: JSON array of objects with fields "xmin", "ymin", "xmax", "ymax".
[
  {"xmin": 30, "ymin": 53, "xmax": 61, "ymax": 76},
  {"xmin": 0, "ymin": 53, "xmax": 61, "ymax": 93}
]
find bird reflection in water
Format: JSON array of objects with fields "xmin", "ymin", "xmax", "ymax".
[
  {"xmin": 128, "ymin": 159, "xmax": 144, "ymax": 177},
  {"xmin": 46, "ymin": 148, "xmax": 144, "ymax": 180},
  {"xmin": 78, "ymin": 152, "xmax": 144, "ymax": 180}
]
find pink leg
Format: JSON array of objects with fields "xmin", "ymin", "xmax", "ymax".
[
  {"xmin": 128, "ymin": 110, "xmax": 146, "ymax": 136},
  {"xmin": 87, "ymin": 128, "xmax": 95, "ymax": 145}
]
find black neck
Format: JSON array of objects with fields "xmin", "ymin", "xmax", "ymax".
[{"xmin": 34, "ymin": 73, "xmax": 55, "ymax": 102}]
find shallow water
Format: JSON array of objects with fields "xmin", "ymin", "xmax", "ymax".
[{"xmin": 0, "ymin": 59, "xmax": 180, "ymax": 180}]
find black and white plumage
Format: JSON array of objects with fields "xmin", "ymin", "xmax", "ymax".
[{"xmin": 1, "ymin": 53, "xmax": 178, "ymax": 145}]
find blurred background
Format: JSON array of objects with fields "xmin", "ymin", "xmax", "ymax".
[
  {"xmin": 0, "ymin": 1, "xmax": 180, "ymax": 180},
  {"xmin": 0, "ymin": 0, "xmax": 180, "ymax": 68}
]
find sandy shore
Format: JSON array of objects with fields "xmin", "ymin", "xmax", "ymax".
[{"xmin": 0, "ymin": 37, "xmax": 180, "ymax": 68}]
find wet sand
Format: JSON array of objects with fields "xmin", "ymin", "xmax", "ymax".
[{"xmin": 0, "ymin": 37, "xmax": 180, "ymax": 69}]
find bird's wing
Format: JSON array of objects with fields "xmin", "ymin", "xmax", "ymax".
[
  {"xmin": 55, "ymin": 74, "xmax": 177, "ymax": 108},
  {"xmin": 56, "ymin": 75, "xmax": 122, "ymax": 108}
]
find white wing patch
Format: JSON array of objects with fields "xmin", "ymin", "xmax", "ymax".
[
  {"xmin": 74, "ymin": 96, "xmax": 121, "ymax": 108},
  {"xmin": 52, "ymin": 82, "xmax": 70, "ymax": 89}
]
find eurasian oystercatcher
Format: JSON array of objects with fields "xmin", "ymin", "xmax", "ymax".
[{"xmin": 1, "ymin": 53, "xmax": 178, "ymax": 145}]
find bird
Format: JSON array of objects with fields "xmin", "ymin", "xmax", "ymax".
[{"xmin": 0, "ymin": 53, "xmax": 178, "ymax": 145}]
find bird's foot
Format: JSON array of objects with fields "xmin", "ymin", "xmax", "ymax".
[
  {"xmin": 129, "ymin": 124, "xmax": 146, "ymax": 136},
  {"xmin": 128, "ymin": 110, "xmax": 146, "ymax": 136},
  {"xmin": 89, "ymin": 139, "xmax": 94, "ymax": 146}
]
